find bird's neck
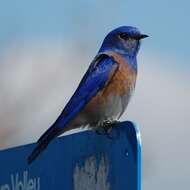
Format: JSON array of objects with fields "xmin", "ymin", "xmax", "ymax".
[
  {"xmin": 120, "ymin": 51, "xmax": 137, "ymax": 71},
  {"xmin": 99, "ymin": 48, "xmax": 138, "ymax": 71}
]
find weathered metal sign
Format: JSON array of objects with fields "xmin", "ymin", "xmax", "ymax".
[{"xmin": 0, "ymin": 121, "xmax": 141, "ymax": 190}]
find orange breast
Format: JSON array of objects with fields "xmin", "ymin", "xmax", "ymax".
[{"xmin": 83, "ymin": 52, "xmax": 137, "ymax": 114}]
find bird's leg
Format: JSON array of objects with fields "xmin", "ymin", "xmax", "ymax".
[
  {"xmin": 95, "ymin": 120, "xmax": 119, "ymax": 136},
  {"xmin": 103, "ymin": 120, "xmax": 114, "ymax": 133},
  {"xmin": 104, "ymin": 120, "xmax": 120, "ymax": 138}
]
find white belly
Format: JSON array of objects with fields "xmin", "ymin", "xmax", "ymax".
[
  {"xmin": 97, "ymin": 89, "xmax": 133, "ymax": 122},
  {"xmin": 77, "ymin": 88, "xmax": 134, "ymax": 129}
]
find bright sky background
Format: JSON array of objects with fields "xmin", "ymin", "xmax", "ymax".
[
  {"xmin": 0, "ymin": 1, "xmax": 189, "ymax": 190},
  {"xmin": 0, "ymin": 0, "xmax": 189, "ymax": 64}
]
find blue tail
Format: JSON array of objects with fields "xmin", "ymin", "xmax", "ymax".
[{"xmin": 27, "ymin": 125, "xmax": 62, "ymax": 164}]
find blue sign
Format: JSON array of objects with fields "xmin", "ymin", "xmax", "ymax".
[{"xmin": 0, "ymin": 121, "xmax": 141, "ymax": 190}]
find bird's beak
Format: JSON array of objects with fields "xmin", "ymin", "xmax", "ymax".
[{"xmin": 139, "ymin": 34, "xmax": 149, "ymax": 39}]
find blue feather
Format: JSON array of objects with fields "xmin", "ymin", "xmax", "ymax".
[
  {"xmin": 54, "ymin": 53, "xmax": 117, "ymax": 128},
  {"xmin": 27, "ymin": 53, "xmax": 117, "ymax": 164}
]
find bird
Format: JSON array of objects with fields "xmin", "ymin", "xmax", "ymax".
[{"xmin": 28, "ymin": 26, "xmax": 148, "ymax": 164}]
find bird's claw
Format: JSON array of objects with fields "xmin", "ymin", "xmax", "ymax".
[{"xmin": 95, "ymin": 120, "xmax": 119, "ymax": 139}]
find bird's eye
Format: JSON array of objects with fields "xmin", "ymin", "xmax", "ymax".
[{"xmin": 119, "ymin": 33, "xmax": 129, "ymax": 40}]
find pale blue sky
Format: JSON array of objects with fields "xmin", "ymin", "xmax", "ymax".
[{"xmin": 0, "ymin": 0, "xmax": 189, "ymax": 67}]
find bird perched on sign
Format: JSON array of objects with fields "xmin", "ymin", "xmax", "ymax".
[{"xmin": 28, "ymin": 26, "xmax": 148, "ymax": 164}]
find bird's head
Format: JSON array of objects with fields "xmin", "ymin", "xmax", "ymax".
[{"xmin": 99, "ymin": 26, "xmax": 148, "ymax": 57}]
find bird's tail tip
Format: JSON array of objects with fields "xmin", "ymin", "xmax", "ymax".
[
  {"xmin": 27, "ymin": 126, "xmax": 62, "ymax": 164},
  {"xmin": 27, "ymin": 142, "xmax": 46, "ymax": 164}
]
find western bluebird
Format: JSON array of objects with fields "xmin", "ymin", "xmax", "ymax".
[{"xmin": 28, "ymin": 26, "xmax": 148, "ymax": 163}]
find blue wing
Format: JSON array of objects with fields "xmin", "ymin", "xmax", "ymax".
[
  {"xmin": 28, "ymin": 53, "xmax": 118, "ymax": 163},
  {"xmin": 55, "ymin": 53, "xmax": 118, "ymax": 128}
]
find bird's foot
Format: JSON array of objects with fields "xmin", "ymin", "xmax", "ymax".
[{"xmin": 95, "ymin": 120, "xmax": 119, "ymax": 138}]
